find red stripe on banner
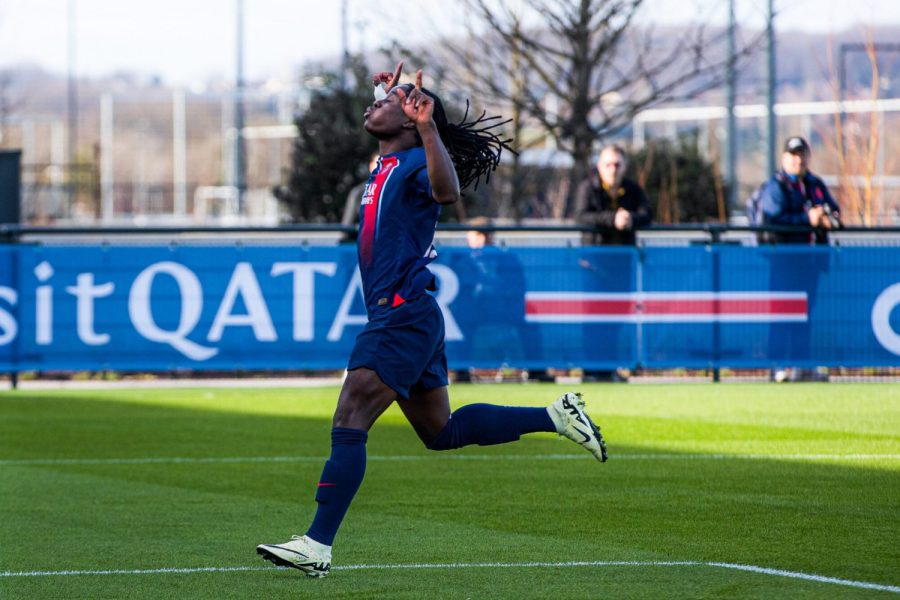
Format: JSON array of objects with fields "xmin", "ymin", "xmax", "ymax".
[
  {"xmin": 641, "ymin": 298, "xmax": 808, "ymax": 315},
  {"xmin": 525, "ymin": 299, "xmax": 635, "ymax": 315},
  {"xmin": 525, "ymin": 296, "xmax": 808, "ymax": 317}
]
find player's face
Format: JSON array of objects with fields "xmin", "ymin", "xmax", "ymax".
[{"xmin": 364, "ymin": 89, "xmax": 409, "ymax": 138}]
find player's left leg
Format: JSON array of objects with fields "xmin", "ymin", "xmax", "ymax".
[
  {"xmin": 396, "ymin": 384, "xmax": 451, "ymax": 443},
  {"xmin": 400, "ymin": 385, "xmax": 558, "ymax": 449},
  {"xmin": 401, "ymin": 387, "xmax": 607, "ymax": 462}
]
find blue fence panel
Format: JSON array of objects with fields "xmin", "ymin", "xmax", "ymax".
[
  {"xmin": 6, "ymin": 244, "xmax": 364, "ymax": 371},
  {"xmin": 638, "ymin": 245, "xmax": 716, "ymax": 368},
  {"xmin": 0, "ymin": 243, "xmax": 899, "ymax": 372},
  {"xmin": 637, "ymin": 245, "xmax": 900, "ymax": 369},
  {"xmin": 512, "ymin": 245, "xmax": 638, "ymax": 370},
  {"xmin": 810, "ymin": 246, "xmax": 900, "ymax": 366},
  {"xmin": 0, "ymin": 245, "xmax": 16, "ymax": 368}
]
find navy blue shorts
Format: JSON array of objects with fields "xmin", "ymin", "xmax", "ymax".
[{"xmin": 347, "ymin": 294, "xmax": 448, "ymax": 400}]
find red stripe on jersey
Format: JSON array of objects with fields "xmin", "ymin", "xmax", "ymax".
[{"xmin": 359, "ymin": 156, "xmax": 399, "ymax": 268}]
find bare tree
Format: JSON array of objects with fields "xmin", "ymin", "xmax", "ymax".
[
  {"xmin": 419, "ymin": 0, "xmax": 758, "ymax": 217},
  {"xmin": 824, "ymin": 35, "xmax": 896, "ymax": 225}
]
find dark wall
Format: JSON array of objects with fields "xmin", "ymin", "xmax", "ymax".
[{"xmin": 0, "ymin": 150, "xmax": 21, "ymax": 225}]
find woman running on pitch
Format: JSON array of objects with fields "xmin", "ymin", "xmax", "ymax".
[{"xmin": 257, "ymin": 62, "xmax": 607, "ymax": 578}]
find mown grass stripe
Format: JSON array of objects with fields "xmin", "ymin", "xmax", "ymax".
[{"xmin": 1, "ymin": 453, "xmax": 897, "ymax": 467}]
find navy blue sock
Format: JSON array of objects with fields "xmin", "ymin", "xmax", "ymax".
[
  {"xmin": 426, "ymin": 403, "xmax": 555, "ymax": 450},
  {"xmin": 306, "ymin": 427, "xmax": 368, "ymax": 546}
]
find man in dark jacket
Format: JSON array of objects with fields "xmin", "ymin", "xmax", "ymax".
[
  {"xmin": 571, "ymin": 145, "xmax": 650, "ymax": 383},
  {"xmin": 760, "ymin": 136, "xmax": 841, "ymax": 244},
  {"xmin": 572, "ymin": 144, "xmax": 652, "ymax": 245}
]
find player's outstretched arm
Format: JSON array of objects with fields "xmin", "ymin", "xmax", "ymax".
[{"xmin": 397, "ymin": 70, "xmax": 460, "ymax": 205}]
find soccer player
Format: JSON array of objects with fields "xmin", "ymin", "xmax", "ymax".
[{"xmin": 256, "ymin": 62, "xmax": 607, "ymax": 578}]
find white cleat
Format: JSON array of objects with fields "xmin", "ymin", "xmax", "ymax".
[
  {"xmin": 256, "ymin": 535, "xmax": 331, "ymax": 578},
  {"xmin": 547, "ymin": 392, "xmax": 608, "ymax": 462}
]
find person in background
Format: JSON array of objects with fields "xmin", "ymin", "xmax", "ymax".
[
  {"xmin": 572, "ymin": 144, "xmax": 651, "ymax": 382},
  {"xmin": 760, "ymin": 136, "xmax": 841, "ymax": 245},
  {"xmin": 760, "ymin": 136, "xmax": 840, "ymax": 382},
  {"xmin": 572, "ymin": 144, "xmax": 652, "ymax": 246},
  {"xmin": 452, "ymin": 217, "xmax": 528, "ymax": 382}
]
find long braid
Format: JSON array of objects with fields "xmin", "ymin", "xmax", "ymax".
[
  {"xmin": 443, "ymin": 101, "xmax": 516, "ymax": 189},
  {"xmin": 400, "ymin": 84, "xmax": 516, "ymax": 190}
]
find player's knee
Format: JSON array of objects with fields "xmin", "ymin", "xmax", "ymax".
[
  {"xmin": 332, "ymin": 402, "xmax": 361, "ymax": 428},
  {"xmin": 332, "ymin": 369, "xmax": 395, "ymax": 429},
  {"xmin": 342, "ymin": 368, "xmax": 384, "ymax": 398},
  {"xmin": 425, "ymin": 419, "xmax": 459, "ymax": 451},
  {"xmin": 332, "ymin": 397, "xmax": 381, "ymax": 429}
]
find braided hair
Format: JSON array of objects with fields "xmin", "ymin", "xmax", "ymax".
[{"xmin": 397, "ymin": 83, "xmax": 516, "ymax": 190}]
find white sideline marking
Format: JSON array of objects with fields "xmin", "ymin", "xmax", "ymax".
[
  {"xmin": 710, "ymin": 562, "xmax": 900, "ymax": 594},
  {"xmin": 1, "ymin": 453, "xmax": 898, "ymax": 467},
  {"xmin": 0, "ymin": 566, "xmax": 269, "ymax": 577},
  {"xmin": 1, "ymin": 561, "xmax": 897, "ymax": 593}
]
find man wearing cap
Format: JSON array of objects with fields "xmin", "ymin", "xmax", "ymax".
[
  {"xmin": 761, "ymin": 136, "xmax": 838, "ymax": 383},
  {"xmin": 760, "ymin": 136, "xmax": 841, "ymax": 244}
]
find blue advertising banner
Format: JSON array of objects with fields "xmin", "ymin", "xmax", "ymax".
[{"xmin": 0, "ymin": 243, "xmax": 898, "ymax": 371}]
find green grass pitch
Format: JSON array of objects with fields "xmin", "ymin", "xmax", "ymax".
[{"xmin": 1, "ymin": 383, "xmax": 898, "ymax": 599}]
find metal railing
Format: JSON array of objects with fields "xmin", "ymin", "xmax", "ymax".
[{"xmin": 2, "ymin": 222, "xmax": 899, "ymax": 243}]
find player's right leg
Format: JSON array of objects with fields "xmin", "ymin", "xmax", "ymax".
[{"xmin": 256, "ymin": 535, "xmax": 332, "ymax": 578}]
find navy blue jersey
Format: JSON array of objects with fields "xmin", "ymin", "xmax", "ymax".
[{"xmin": 357, "ymin": 146, "xmax": 440, "ymax": 318}]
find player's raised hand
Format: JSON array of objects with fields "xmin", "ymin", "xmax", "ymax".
[
  {"xmin": 372, "ymin": 61, "xmax": 403, "ymax": 91},
  {"xmin": 396, "ymin": 70, "xmax": 433, "ymax": 126}
]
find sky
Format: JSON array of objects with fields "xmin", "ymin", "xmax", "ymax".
[{"xmin": 1, "ymin": 0, "xmax": 898, "ymax": 85}]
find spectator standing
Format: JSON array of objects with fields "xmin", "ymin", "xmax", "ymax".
[
  {"xmin": 572, "ymin": 144, "xmax": 652, "ymax": 246},
  {"xmin": 760, "ymin": 136, "xmax": 841, "ymax": 244},
  {"xmin": 571, "ymin": 145, "xmax": 651, "ymax": 382},
  {"xmin": 760, "ymin": 136, "xmax": 840, "ymax": 382}
]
